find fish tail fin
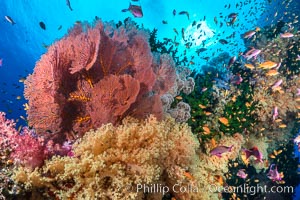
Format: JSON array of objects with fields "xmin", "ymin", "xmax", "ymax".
[
  {"xmin": 228, "ymin": 145, "xmax": 234, "ymax": 152},
  {"xmin": 122, "ymin": 2, "xmax": 131, "ymax": 12},
  {"xmin": 270, "ymin": 164, "xmax": 276, "ymax": 170},
  {"xmin": 216, "ymin": 153, "xmax": 222, "ymax": 158},
  {"xmin": 242, "ymin": 148, "xmax": 252, "ymax": 159}
]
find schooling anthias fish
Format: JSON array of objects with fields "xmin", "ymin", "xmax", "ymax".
[
  {"xmin": 210, "ymin": 145, "xmax": 233, "ymax": 157},
  {"xmin": 122, "ymin": 3, "xmax": 143, "ymax": 18}
]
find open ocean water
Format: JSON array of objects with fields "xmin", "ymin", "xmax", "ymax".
[{"xmin": 0, "ymin": 0, "xmax": 299, "ymax": 199}]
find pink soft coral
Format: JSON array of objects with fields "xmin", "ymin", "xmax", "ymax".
[
  {"xmin": 0, "ymin": 111, "xmax": 18, "ymax": 151},
  {"xmin": 10, "ymin": 127, "xmax": 48, "ymax": 169},
  {"xmin": 0, "ymin": 112, "xmax": 63, "ymax": 169}
]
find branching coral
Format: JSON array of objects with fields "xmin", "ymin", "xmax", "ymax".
[
  {"xmin": 13, "ymin": 116, "xmax": 199, "ymax": 200},
  {"xmin": 24, "ymin": 19, "xmax": 177, "ymax": 141}
]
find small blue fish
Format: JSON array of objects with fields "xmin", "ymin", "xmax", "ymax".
[
  {"xmin": 39, "ymin": 21, "xmax": 46, "ymax": 30},
  {"xmin": 66, "ymin": 0, "xmax": 73, "ymax": 11},
  {"xmin": 178, "ymin": 11, "xmax": 189, "ymax": 20},
  {"xmin": 5, "ymin": 15, "xmax": 16, "ymax": 25},
  {"xmin": 173, "ymin": 9, "xmax": 176, "ymax": 16}
]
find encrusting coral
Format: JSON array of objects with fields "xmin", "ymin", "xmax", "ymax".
[
  {"xmin": 14, "ymin": 116, "xmax": 199, "ymax": 200},
  {"xmin": 24, "ymin": 19, "xmax": 177, "ymax": 142}
]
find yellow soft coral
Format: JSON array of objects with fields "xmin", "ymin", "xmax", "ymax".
[
  {"xmin": 14, "ymin": 116, "xmax": 199, "ymax": 200},
  {"xmin": 187, "ymin": 133, "xmax": 245, "ymax": 200}
]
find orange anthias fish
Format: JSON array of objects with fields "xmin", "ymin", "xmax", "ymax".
[
  {"xmin": 219, "ymin": 117, "xmax": 229, "ymax": 126},
  {"xmin": 211, "ymin": 138, "xmax": 217, "ymax": 148},
  {"xmin": 258, "ymin": 61, "xmax": 277, "ymax": 69},
  {"xmin": 184, "ymin": 171, "xmax": 195, "ymax": 181},
  {"xmin": 198, "ymin": 104, "xmax": 206, "ymax": 109},
  {"xmin": 243, "ymin": 30, "xmax": 256, "ymax": 39},
  {"xmin": 204, "ymin": 111, "xmax": 212, "ymax": 116},
  {"xmin": 241, "ymin": 152, "xmax": 249, "ymax": 166},
  {"xmin": 244, "ymin": 63, "xmax": 255, "ymax": 70},
  {"xmin": 278, "ymin": 124, "xmax": 287, "ymax": 128},
  {"xmin": 210, "ymin": 145, "xmax": 233, "ymax": 157},
  {"xmin": 266, "ymin": 69, "xmax": 279, "ymax": 76},
  {"xmin": 203, "ymin": 126, "xmax": 210, "ymax": 134}
]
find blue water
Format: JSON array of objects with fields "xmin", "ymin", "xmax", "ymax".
[
  {"xmin": 0, "ymin": 0, "xmax": 268, "ymax": 123},
  {"xmin": 0, "ymin": 0, "xmax": 299, "ymax": 199}
]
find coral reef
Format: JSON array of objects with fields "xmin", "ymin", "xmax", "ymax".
[
  {"xmin": 0, "ymin": 14, "xmax": 298, "ymax": 200},
  {"xmin": 243, "ymin": 135, "xmax": 269, "ymax": 171},
  {"xmin": 244, "ymin": 21, "xmax": 300, "ymax": 75},
  {"xmin": 0, "ymin": 112, "xmax": 23, "ymax": 197},
  {"xmin": 252, "ymin": 75, "xmax": 299, "ymax": 123},
  {"xmin": 24, "ymin": 19, "xmax": 177, "ymax": 142},
  {"xmin": 14, "ymin": 116, "xmax": 199, "ymax": 200},
  {"xmin": 161, "ymin": 65, "xmax": 195, "ymax": 122},
  {"xmin": 187, "ymin": 133, "xmax": 245, "ymax": 200},
  {"xmin": 0, "ymin": 112, "xmax": 49, "ymax": 169}
]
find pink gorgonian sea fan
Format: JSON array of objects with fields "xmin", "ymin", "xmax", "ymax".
[{"xmin": 24, "ymin": 19, "xmax": 176, "ymax": 142}]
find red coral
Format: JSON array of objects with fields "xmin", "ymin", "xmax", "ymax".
[
  {"xmin": 24, "ymin": 19, "xmax": 176, "ymax": 141},
  {"xmin": 152, "ymin": 53, "xmax": 177, "ymax": 95},
  {"xmin": 81, "ymin": 74, "xmax": 140, "ymax": 131},
  {"xmin": 69, "ymin": 23, "xmax": 101, "ymax": 74}
]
